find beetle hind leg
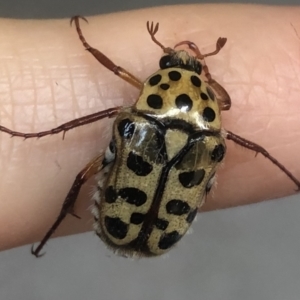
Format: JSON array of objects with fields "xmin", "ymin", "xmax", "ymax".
[
  {"xmin": 225, "ymin": 129, "xmax": 300, "ymax": 190},
  {"xmin": 31, "ymin": 154, "xmax": 104, "ymax": 257}
]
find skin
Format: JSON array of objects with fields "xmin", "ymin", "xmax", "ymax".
[{"xmin": 0, "ymin": 4, "xmax": 300, "ymax": 252}]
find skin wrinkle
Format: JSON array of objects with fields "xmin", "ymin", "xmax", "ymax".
[
  {"xmin": 0, "ymin": 5, "xmax": 300, "ymax": 251},
  {"xmin": 69, "ymin": 65, "xmax": 82, "ymax": 120},
  {"xmin": 3, "ymin": 59, "xmax": 15, "ymax": 125}
]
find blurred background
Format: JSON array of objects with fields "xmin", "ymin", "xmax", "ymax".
[
  {"xmin": 1, "ymin": 1, "xmax": 300, "ymax": 300},
  {"xmin": 0, "ymin": 0, "xmax": 297, "ymax": 19}
]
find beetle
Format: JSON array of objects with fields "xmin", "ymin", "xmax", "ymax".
[{"xmin": 1, "ymin": 16, "xmax": 299, "ymax": 257}]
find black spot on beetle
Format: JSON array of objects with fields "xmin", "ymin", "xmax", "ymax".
[
  {"xmin": 160, "ymin": 83, "xmax": 170, "ymax": 90},
  {"xmin": 147, "ymin": 94, "xmax": 163, "ymax": 109},
  {"xmin": 175, "ymin": 94, "xmax": 193, "ymax": 111},
  {"xmin": 154, "ymin": 218, "xmax": 169, "ymax": 230},
  {"xmin": 105, "ymin": 186, "xmax": 118, "ymax": 203},
  {"xmin": 202, "ymin": 107, "xmax": 216, "ymax": 122},
  {"xmin": 119, "ymin": 187, "xmax": 147, "ymax": 206},
  {"xmin": 191, "ymin": 75, "xmax": 201, "ymax": 87},
  {"xmin": 211, "ymin": 144, "xmax": 225, "ymax": 162},
  {"xmin": 105, "ymin": 216, "xmax": 128, "ymax": 239},
  {"xmin": 166, "ymin": 199, "xmax": 191, "ymax": 216},
  {"xmin": 149, "ymin": 74, "xmax": 162, "ymax": 86},
  {"xmin": 118, "ymin": 119, "xmax": 135, "ymax": 139},
  {"xmin": 130, "ymin": 213, "xmax": 145, "ymax": 225},
  {"xmin": 127, "ymin": 152, "xmax": 153, "ymax": 176},
  {"xmin": 158, "ymin": 231, "xmax": 182, "ymax": 250},
  {"xmin": 178, "ymin": 169, "xmax": 205, "ymax": 188},
  {"xmin": 200, "ymin": 92, "xmax": 209, "ymax": 100},
  {"xmin": 168, "ymin": 71, "xmax": 181, "ymax": 81},
  {"xmin": 186, "ymin": 208, "xmax": 198, "ymax": 223}
]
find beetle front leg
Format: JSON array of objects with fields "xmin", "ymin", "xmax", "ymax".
[
  {"xmin": 224, "ymin": 129, "xmax": 300, "ymax": 190},
  {"xmin": 0, "ymin": 107, "xmax": 121, "ymax": 139},
  {"xmin": 31, "ymin": 154, "xmax": 104, "ymax": 257},
  {"xmin": 70, "ymin": 16, "xmax": 143, "ymax": 90}
]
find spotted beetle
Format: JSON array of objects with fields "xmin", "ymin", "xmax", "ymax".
[{"xmin": 1, "ymin": 16, "xmax": 299, "ymax": 257}]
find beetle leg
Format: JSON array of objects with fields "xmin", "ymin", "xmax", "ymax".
[
  {"xmin": 146, "ymin": 21, "xmax": 174, "ymax": 54},
  {"xmin": 174, "ymin": 38, "xmax": 227, "ymax": 59},
  {"xmin": 224, "ymin": 129, "xmax": 300, "ymax": 190},
  {"xmin": 70, "ymin": 16, "xmax": 143, "ymax": 90},
  {"xmin": 206, "ymin": 77, "xmax": 231, "ymax": 111},
  {"xmin": 31, "ymin": 154, "xmax": 105, "ymax": 257},
  {"xmin": 174, "ymin": 39, "xmax": 231, "ymax": 110},
  {"xmin": 0, "ymin": 106, "xmax": 121, "ymax": 139}
]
